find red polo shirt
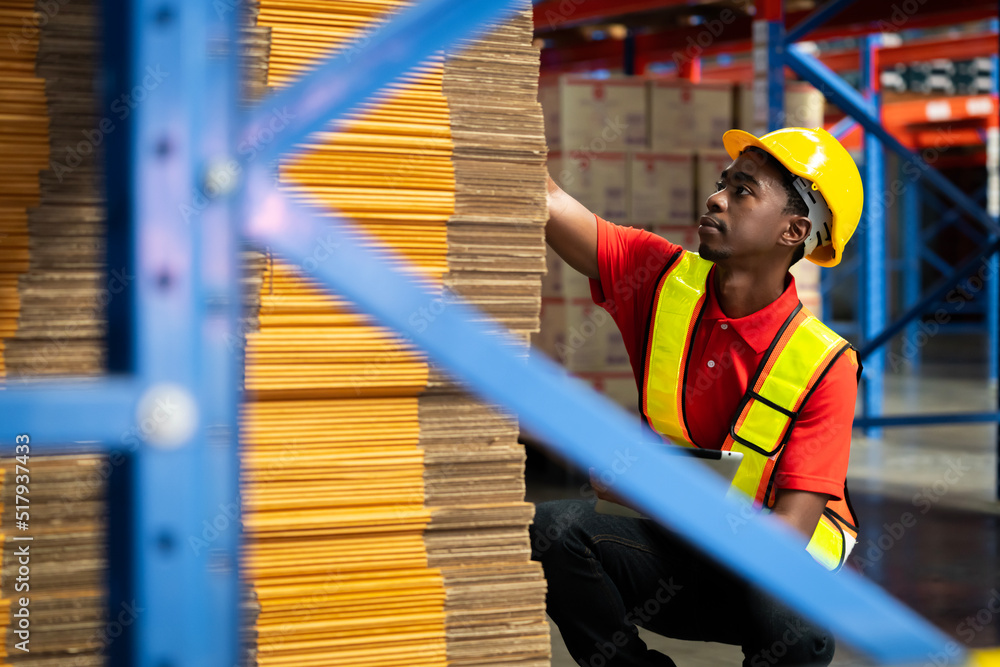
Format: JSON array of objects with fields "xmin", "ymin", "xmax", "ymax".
[{"xmin": 589, "ymin": 215, "xmax": 858, "ymax": 500}]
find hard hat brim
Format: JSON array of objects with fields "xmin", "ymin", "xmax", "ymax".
[{"xmin": 722, "ymin": 129, "xmax": 769, "ymax": 162}]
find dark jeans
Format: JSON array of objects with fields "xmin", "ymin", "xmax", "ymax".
[{"xmin": 529, "ymin": 499, "xmax": 836, "ymax": 667}]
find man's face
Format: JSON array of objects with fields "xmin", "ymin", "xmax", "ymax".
[{"xmin": 696, "ymin": 150, "xmax": 799, "ymax": 265}]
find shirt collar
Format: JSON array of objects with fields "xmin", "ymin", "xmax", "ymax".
[{"xmin": 700, "ymin": 264, "xmax": 800, "ymax": 354}]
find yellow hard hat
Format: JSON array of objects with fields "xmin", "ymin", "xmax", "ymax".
[{"xmin": 722, "ymin": 127, "xmax": 863, "ymax": 267}]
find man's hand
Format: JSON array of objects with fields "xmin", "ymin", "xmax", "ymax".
[
  {"xmin": 545, "ymin": 167, "xmax": 600, "ymax": 280},
  {"xmin": 589, "ymin": 467, "xmax": 631, "ymax": 506},
  {"xmin": 770, "ymin": 488, "xmax": 830, "ymax": 540},
  {"xmin": 590, "ymin": 469, "xmax": 828, "ymax": 541}
]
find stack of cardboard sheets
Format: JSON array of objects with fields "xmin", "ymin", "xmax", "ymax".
[
  {"xmin": 0, "ymin": 0, "xmax": 49, "ymax": 377},
  {"xmin": 0, "ymin": 1, "xmax": 111, "ymax": 665},
  {"xmin": 0, "ymin": 0, "xmax": 551, "ymax": 664},
  {"xmin": 242, "ymin": 0, "xmax": 550, "ymax": 665},
  {"xmin": 428, "ymin": 9, "xmax": 550, "ymax": 665},
  {"xmin": 242, "ymin": 2, "xmax": 452, "ymax": 659},
  {"xmin": 2, "ymin": 0, "xmax": 106, "ymax": 378},
  {"xmin": 0, "ymin": 455, "xmax": 108, "ymax": 666}
]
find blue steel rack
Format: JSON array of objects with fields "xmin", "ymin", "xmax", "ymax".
[
  {"xmin": 0, "ymin": 0, "xmax": 989, "ymax": 664},
  {"xmin": 758, "ymin": 0, "xmax": 1000, "ymax": 493}
]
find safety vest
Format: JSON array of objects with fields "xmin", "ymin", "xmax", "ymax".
[{"xmin": 641, "ymin": 250, "xmax": 861, "ymax": 571}]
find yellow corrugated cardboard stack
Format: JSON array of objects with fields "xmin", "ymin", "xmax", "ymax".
[
  {"xmin": 0, "ymin": 2, "xmax": 549, "ymax": 664},
  {"xmin": 243, "ymin": 1, "xmax": 453, "ymax": 662},
  {"xmin": 243, "ymin": 1, "xmax": 549, "ymax": 665},
  {"xmin": 0, "ymin": 1, "xmax": 112, "ymax": 664},
  {"xmin": 2, "ymin": 0, "xmax": 107, "ymax": 378},
  {"xmin": 0, "ymin": 0, "xmax": 49, "ymax": 378}
]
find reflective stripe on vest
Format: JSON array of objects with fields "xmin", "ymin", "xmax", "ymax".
[
  {"xmin": 643, "ymin": 251, "xmax": 713, "ymax": 441},
  {"xmin": 641, "ymin": 250, "xmax": 860, "ymax": 572}
]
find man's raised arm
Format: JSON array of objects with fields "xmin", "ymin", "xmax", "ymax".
[{"xmin": 546, "ymin": 170, "xmax": 600, "ymax": 281}]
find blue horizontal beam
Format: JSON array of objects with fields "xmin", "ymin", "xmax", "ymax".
[
  {"xmin": 940, "ymin": 321, "xmax": 988, "ymax": 333},
  {"xmin": 241, "ymin": 0, "xmax": 518, "ymax": 166},
  {"xmin": 855, "ymin": 412, "xmax": 1000, "ymax": 427},
  {"xmin": 786, "ymin": 0, "xmax": 860, "ymax": 43},
  {"xmin": 241, "ymin": 170, "xmax": 963, "ymax": 666},
  {"xmin": 785, "ymin": 46, "xmax": 999, "ymax": 237},
  {"xmin": 860, "ymin": 237, "xmax": 1000, "ymax": 358},
  {"xmin": 0, "ymin": 377, "xmax": 140, "ymax": 448}
]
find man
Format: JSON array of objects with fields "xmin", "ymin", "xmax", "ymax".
[{"xmin": 529, "ymin": 127, "xmax": 864, "ymax": 667}]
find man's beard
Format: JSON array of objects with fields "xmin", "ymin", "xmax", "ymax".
[{"xmin": 698, "ymin": 243, "xmax": 731, "ymax": 262}]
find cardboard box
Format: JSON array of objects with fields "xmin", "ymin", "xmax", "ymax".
[
  {"xmin": 531, "ymin": 298, "xmax": 565, "ymax": 362},
  {"xmin": 786, "ymin": 84, "xmax": 825, "ymax": 129},
  {"xmin": 789, "ymin": 256, "xmax": 820, "ymax": 290},
  {"xmin": 789, "ymin": 258, "xmax": 822, "ymax": 315},
  {"xmin": 577, "ymin": 371, "xmax": 641, "ymax": 414},
  {"xmin": 542, "ymin": 245, "xmax": 594, "ymax": 302},
  {"xmin": 796, "ymin": 286, "xmax": 822, "ymax": 316},
  {"xmin": 541, "ymin": 243, "xmax": 564, "ymax": 298},
  {"xmin": 539, "ymin": 75, "xmax": 648, "ymax": 153},
  {"xmin": 650, "ymin": 225, "xmax": 699, "ymax": 251},
  {"xmin": 549, "ymin": 151, "xmax": 628, "ymax": 223},
  {"xmin": 735, "ymin": 82, "xmax": 825, "ymax": 133},
  {"xmin": 627, "ymin": 151, "xmax": 695, "ymax": 225},
  {"xmin": 694, "ymin": 150, "xmax": 733, "ymax": 212},
  {"xmin": 649, "ymin": 81, "xmax": 733, "ymax": 151},
  {"xmin": 534, "ymin": 298, "xmax": 628, "ymax": 372}
]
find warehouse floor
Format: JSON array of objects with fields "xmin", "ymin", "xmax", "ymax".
[{"xmin": 525, "ymin": 352, "xmax": 1000, "ymax": 666}]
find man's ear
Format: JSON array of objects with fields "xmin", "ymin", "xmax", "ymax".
[{"xmin": 780, "ymin": 215, "xmax": 811, "ymax": 249}]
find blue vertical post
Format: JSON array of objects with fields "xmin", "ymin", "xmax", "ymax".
[
  {"xmin": 901, "ymin": 173, "xmax": 921, "ymax": 373},
  {"xmin": 753, "ymin": 0, "xmax": 785, "ymax": 134},
  {"xmin": 987, "ymin": 51, "xmax": 999, "ymax": 390},
  {"xmin": 99, "ymin": 0, "xmax": 137, "ymax": 660},
  {"xmin": 821, "ymin": 269, "xmax": 833, "ymax": 323},
  {"xmin": 623, "ymin": 27, "xmax": 636, "ymax": 76},
  {"xmin": 861, "ymin": 34, "xmax": 885, "ymax": 439},
  {"xmin": 990, "ymin": 50, "xmax": 999, "ymax": 498},
  {"xmin": 123, "ymin": 0, "xmax": 242, "ymax": 664},
  {"xmin": 987, "ymin": 231, "xmax": 998, "ymax": 388}
]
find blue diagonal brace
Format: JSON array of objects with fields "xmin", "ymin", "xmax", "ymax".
[
  {"xmin": 240, "ymin": 0, "xmax": 519, "ymax": 166},
  {"xmin": 921, "ymin": 247, "xmax": 957, "ymax": 276},
  {"xmin": 786, "ymin": 0, "xmax": 860, "ymax": 43},
  {"xmin": 860, "ymin": 236, "xmax": 1000, "ymax": 358},
  {"xmin": 785, "ymin": 45, "xmax": 1000, "ymax": 236},
  {"xmin": 922, "ymin": 185, "xmax": 988, "ymax": 244},
  {"xmin": 241, "ymin": 168, "xmax": 964, "ymax": 666},
  {"xmin": 828, "ymin": 115, "xmax": 857, "ymax": 141}
]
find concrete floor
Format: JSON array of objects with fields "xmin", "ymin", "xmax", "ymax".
[
  {"xmin": 848, "ymin": 362, "xmax": 997, "ymax": 508},
  {"xmin": 525, "ymin": 354, "xmax": 1000, "ymax": 666},
  {"xmin": 545, "ymin": 618, "xmax": 872, "ymax": 666}
]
